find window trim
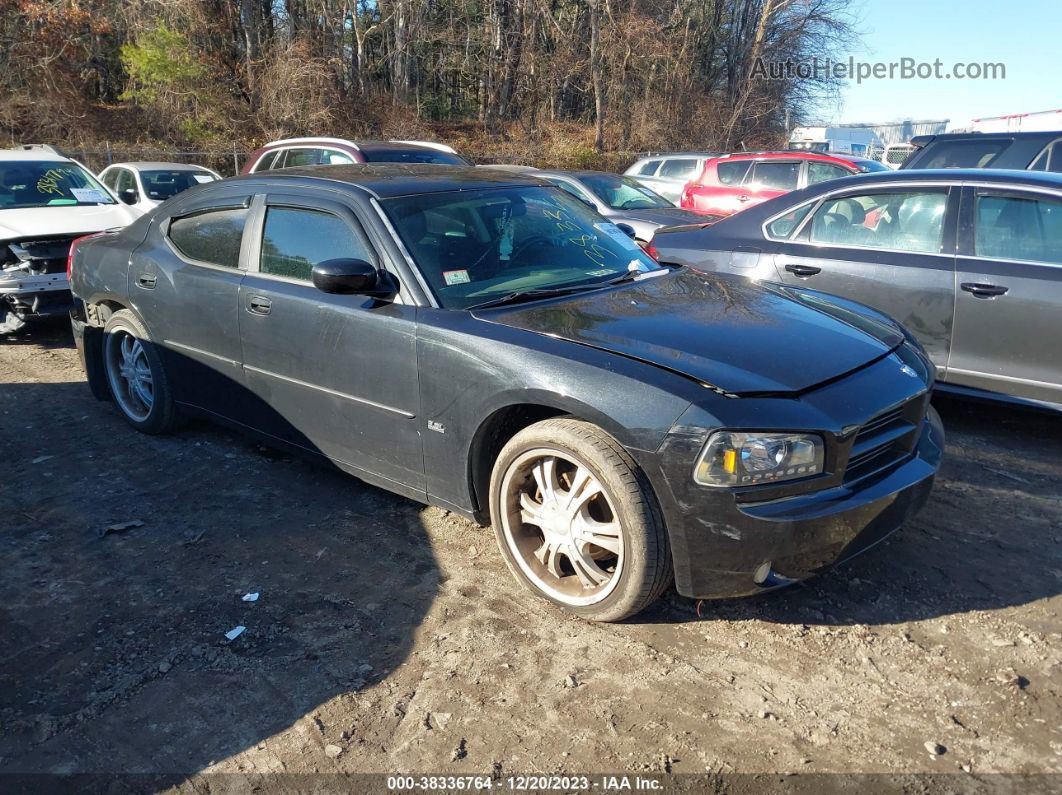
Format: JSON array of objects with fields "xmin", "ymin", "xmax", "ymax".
[{"xmin": 162, "ymin": 197, "xmax": 254, "ymax": 271}]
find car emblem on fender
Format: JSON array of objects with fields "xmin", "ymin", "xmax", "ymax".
[{"xmin": 900, "ymin": 364, "xmax": 918, "ymax": 378}]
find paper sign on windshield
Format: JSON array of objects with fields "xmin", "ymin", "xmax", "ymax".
[{"xmin": 70, "ymin": 188, "xmax": 110, "ymax": 204}]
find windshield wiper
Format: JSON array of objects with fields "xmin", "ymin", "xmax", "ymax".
[{"xmin": 466, "ymin": 284, "xmax": 600, "ymax": 311}]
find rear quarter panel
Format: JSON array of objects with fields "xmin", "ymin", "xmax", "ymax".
[{"xmin": 70, "ymin": 214, "xmax": 153, "ymax": 307}]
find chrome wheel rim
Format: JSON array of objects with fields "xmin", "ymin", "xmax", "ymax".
[
  {"xmin": 105, "ymin": 330, "xmax": 154, "ymax": 421},
  {"xmin": 499, "ymin": 448, "xmax": 624, "ymax": 606}
]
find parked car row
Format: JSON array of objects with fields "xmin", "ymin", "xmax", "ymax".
[{"xmin": 9, "ymin": 127, "xmax": 1062, "ymax": 623}]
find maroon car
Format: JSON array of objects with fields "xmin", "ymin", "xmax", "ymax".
[{"xmin": 240, "ymin": 137, "xmax": 471, "ymax": 174}]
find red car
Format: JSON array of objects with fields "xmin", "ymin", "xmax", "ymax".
[
  {"xmin": 240, "ymin": 137, "xmax": 471, "ymax": 174},
  {"xmin": 680, "ymin": 151, "xmax": 889, "ymax": 218}
]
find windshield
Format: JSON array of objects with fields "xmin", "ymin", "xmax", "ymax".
[
  {"xmin": 141, "ymin": 169, "xmax": 217, "ymax": 201},
  {"xmin": 580, "ymin": 174, "xmax": 673, "ymax": 210},
  {"xmin": 0, "ymin": 161, "xmax": 116, "ymax": 209},
  {"xmin": 363, "ymin": 149, "xmax": 470, "ymax": 166},
  {"xmin": 384, "ymin": 186, "xmax": 663, "ymax": 310}
]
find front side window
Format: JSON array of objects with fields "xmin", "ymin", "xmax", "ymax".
[
  {"xmin": 579, "ymin": 174, "xmax": 672, "ymax": 210},
  {"xmin": 975, "ymin": 192, "xmax": 1062, "ymax": 264},
  {"xmin": 168, "ymin": 207, "xmax": 248, "ymax": 268},
  {"xmin": 115, "ymin": 168, "xmax": 137, "ymax": 199},
  {"xmin": 658, "ymin": 158, "xmax": 699, "ymax": 179},
  {"xmin": 808, "ymin": 190, "xmax": 947, "ymax": 253},
  {"xmin": 383, "ymin": 186, "xmax": 662, "ymax": 310},
  {"xmin": 0, "ymin": 160, "xmax": 116, "ymax": 209},
  {"xmin": 101, "ymin": 169, "xmax": 119, "ymax": 190},
  {"xmin": 806, "ymin": 162, "xmax": 852, "ymax": 185},
  {"xmin": 260, "ymin": 207, "xmax": 373, "ymax": 281}
]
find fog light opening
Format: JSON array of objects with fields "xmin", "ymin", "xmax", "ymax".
[{"xmin": 754, "ymin": 561, "xmax": 772, "ymax": 585}]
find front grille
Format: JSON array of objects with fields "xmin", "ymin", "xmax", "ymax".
[{"xmin": 844, "ymin": 395, "xmax": 927, "ymax": 483}]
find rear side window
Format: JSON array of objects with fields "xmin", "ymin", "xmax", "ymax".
[
  {"xmin": 765, "ymin": 203, "xmax": 814, "ymax": 239},
  {"xmin": 322, "ymin": 149, "xmax": 355, "ymax": 165},
  {"xmin": 808, "ymin": 190, "xmax": 946, "ymax": 253},
  {"xmin": 254, "ymin": 150, "xmax": 280, "ymax": 172},
  {"xmin": 1029, "ymin": 140, "xmax": 1062, "ymax": 173},
  {"xmin": 282, "ymin": 149, "xmax": 321, "ymax": 168},
  {"xmin": 975, "ymin": 192, "xmax": 1062, "ymax": 264},
  {"xmin": 917, "ymin": 140, "xmax": 1007, "ymax": 169},
  {"xmin": 168, "ymin": 207, "xmax": 248, "ymax": 268},
  {"xmin": 716, "ymin": 161, "xmax": 750, "ymax": 185},
  {"xmin": 747, "ymin": 161, "xmax": 800, "ymax": 190},
  {"xmin": 658, "ymin": 158, "xmax": 699, "ymax": 179},
  {"xmin": 635, "ymin": 160, "xmax": 660, "ymax": 176},
  {"xmin": 260, "ymin": 207, "xmax": 374, "ymax": 281}
]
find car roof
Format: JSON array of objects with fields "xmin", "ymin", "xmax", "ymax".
[
  {"xmin": 712, "ymin": 150, "xmax": 861, "ymax": 163},
  {"xmin": 533, "ymin": 169, "xmax": 619, "ymax": 179},
  {"xmin": 914, "ymin": 130, "xmax": 1062, "ymax": 143},
  {"xmin": 634, "ymin": 152, "xmax": 720, "ymax": 159},
  {"xmin": 260, "ymin": 137, "xmax": 454, "ymax": 154},
  {"xmin": 0, "ymin": 148, "xmax": 70, "ymax": 163},
  {"xmin": 105, "ymin": 161, "xmax": 214, "ymax": 171},
  {"xmin": 230, "ymin": 163, "xmax": 546, "ymax": 198}
]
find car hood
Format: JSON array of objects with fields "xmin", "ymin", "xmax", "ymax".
[
  {"xmin": 0, "ymin": 204, "xmax": 141, "ymax": 240},
  {"xmin": 476, "ymin": 270, "xmax": 904, "ymax": 395},
  {"xmin": 614, "ymin": 207, "xmax": 707, "ymax": 227}
]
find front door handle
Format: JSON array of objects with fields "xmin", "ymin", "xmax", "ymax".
[
  {"xmin": 136, "ymin": 273, "xmax": 157, "ymax": 289},
  {"xmin": 247, "ymin": 295, "xmax": 272, "ymax": 315},
  {"xmin": 785, "ymin": 263, "xmax": 822, "ymax": 277},
  {"xmin": 960, "ymin": 282, "xmax": 1008, "ymax": 298},
  {"xmin": 737, "ymin": 195, "xmax": 750, "ymax": 202}
]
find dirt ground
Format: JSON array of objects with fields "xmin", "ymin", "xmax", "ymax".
[{"xmin": 1, "ymin": 319, "xmax": 1060, "ymax": 792}]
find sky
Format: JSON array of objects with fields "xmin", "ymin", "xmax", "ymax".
[{"xmin": 825, "ymin": 0, "xmax": 1061, "ymax": 126}]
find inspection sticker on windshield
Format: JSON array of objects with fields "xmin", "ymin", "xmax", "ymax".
[
  {"xmin": 443, "ymin": 269, "xmax": 470, "ymax": 286},
  {"xmin": 595, "ymin": 222, "xmax": 642, "ymax": 251},
  {"xmin": 70, "ymin": 188, "xmax": 109, "ymax": 204}
]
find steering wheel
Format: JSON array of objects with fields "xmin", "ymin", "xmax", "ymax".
[{"xmin": 510, "ymin": 235, "xmax": 557, "ymax": 261}]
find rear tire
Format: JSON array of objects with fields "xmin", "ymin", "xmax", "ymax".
[
  {"xmin": 101, "ymin": 309, "xmax": 177, "ymax": 434},
  {"xmin": 489, "ymin": 418, "xmax": 673, "ymax": 622}
]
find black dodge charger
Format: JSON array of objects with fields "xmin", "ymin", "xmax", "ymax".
[{"xmin": 68, "ymin": 165, "xmax": 943, "ymax": 621}]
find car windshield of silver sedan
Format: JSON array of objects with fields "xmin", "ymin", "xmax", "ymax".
[
  {"xmin": 581, "ymin": 174, "xmax": 674, "ymax": 210},
  {"xmin": 383, "ymin": 186, "xmax": 663, "ymax": 310},
  {"xmin": 0, "ymin": 161, "xmax": 116, "ymax": 209},
  {"xmin": 141, "ymin": 169, "xmax": 217, "ymax": 201}
]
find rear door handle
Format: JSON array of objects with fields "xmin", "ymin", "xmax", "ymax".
[
  {"xmin": 737, "ymin": 195, "xmax": 750, "ymax": 202},
  {"xmin": 785, "ymin": 263, "xmax": 822, "ymax": 277},
  {"xmin": 136, "ymin": 273, "xmax": 157, "ymax": 289},
  {"xmin": 960, "ymin": 282, "xmax": 1008, "ymax": 298},
  {"xmin": 247, "ymin": 295, "xmax": 272, "ymax": 315}
]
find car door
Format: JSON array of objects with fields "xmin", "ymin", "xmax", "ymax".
[
  {"xmin": 129, "ymin": 187, "xmax": 254, "ymax": 416},
  {"xmin": 237, "ymin": 191, "xmax": 424, "ymax": 492},
  {"xmin": 948, "ymin": 185, "xmax": 1062, "ymax": 404},
  {"xmin": 766, "ymin": 185, "xmax": 958, "ymax": 374}
]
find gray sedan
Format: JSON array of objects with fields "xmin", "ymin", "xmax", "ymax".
[
  {"xmin": 650, "ymin": 168, "xmax": 1062, "ymax": 409},
  {"xmin": 532, "ymin": 170, "xmax": 706, "ymax": 245}
]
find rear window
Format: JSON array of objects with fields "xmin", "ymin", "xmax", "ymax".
[
  {"xmin": 361, "ymin": 148, "xmax": 469, "ymax": 165},
  {"xmin": 915, "ymin": 140, "xmax": 1008, "ymax": 169},
  {"xmin": 168, "ymin": 207, "xmax": 247, "ymax": 268}
]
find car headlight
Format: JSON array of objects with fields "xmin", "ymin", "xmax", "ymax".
[{"xmin": 693, "ymin": 431, "xmax": 824, "ymax": 487}]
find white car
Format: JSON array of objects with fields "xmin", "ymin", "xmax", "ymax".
[
  {"xmin": 98, "ymin": 161, "xmax": 221, "ymax": 213},
  {"xmin": 1, "ymin": 147, "xmax": 142, "ymax": 333}
]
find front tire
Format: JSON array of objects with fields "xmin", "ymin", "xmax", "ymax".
[
  {"xmin": 489, "ymin": 418, "xmax": 673, "ymax": 621},
  {"xmin": 101, "ymin": 309, "xmax": 177, "ymax": 434}
]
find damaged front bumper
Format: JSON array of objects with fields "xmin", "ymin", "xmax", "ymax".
[{"xmin": 0, "ymin": 236, "xmax": 81, "ymax": 331}]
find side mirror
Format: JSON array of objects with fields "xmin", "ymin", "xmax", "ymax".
[
  {"xmin": 120, "ymin": 188, "xmax": 138, "ymax": 205},
  {"xmin": 615, "ymin": 222, "xmax": 637, "ymax": 239},
  {"xmin": 312, "ymin": 258, "xmax": 386, "ymax": 296}
]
